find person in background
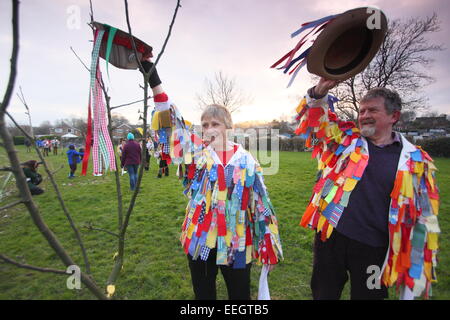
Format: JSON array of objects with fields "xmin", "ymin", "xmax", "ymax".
[
  {"xmin": 66, "ymin": 144, "xmax": 83, "ymax": 178},
  {"xmin": 155, "ymin": 144, "xmax": 169, "ymax": 178},
  {"xmin": 141, "ymin": 139, "xmax": 151, "ymax": 171},
  {"xmin": 24, "ymin": 139, "xmax": 32, "ymax": 153},
  {"xmin": 117, "ymin": 138, "xmax": 127, "ymax": 175},
  {"xmin": 117, "ymin": 138, "xmax": 125, "ymax": 156},
  {"xmin": 52, "ymin": 138, "xmax": 60, "ymax": 155},
  {"xmin": 120, "ymin": 133, "xmax": 141, "ymax": 191},
  {"xmin": 21, "ymin": 160, "xmax": 44, "ymax": 195},
  {"xmin": 43, "ymin": 139, "xmax": 51, "ymax": 157},
  {"xmin": 36, "ymin": 139, "xmax": 43, "ymax": 152}
]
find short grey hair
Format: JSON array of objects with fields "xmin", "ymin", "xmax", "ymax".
[
  {"xmin": 200, "ymin": 104, "xmax": 233, "ymax": 129},
  {"xmin": 361, "ymin": 87, "xmax": 402, "ymax": 114}
]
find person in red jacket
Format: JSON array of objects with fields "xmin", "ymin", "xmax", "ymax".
[{"xmin": 120, "ymin": 132, "xmax": 141, "ymax": 191}]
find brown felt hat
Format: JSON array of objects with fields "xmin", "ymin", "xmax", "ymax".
[{"xmin": 306, "ymin": 7, "xmax": 387, "ymax": 80}]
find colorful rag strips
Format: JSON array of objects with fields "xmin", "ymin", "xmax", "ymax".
[
  {"xmin": 271, "ymin": 14, "xmax": 337, "ymax": 87},
  {"xmin": 150, "ymin": 92, "xmax": 203, "ymax": 166},
  {"xmin": 295, "ymin": 94, "xmax": 440, "ymax": 298},
  {"xmin": 86, "ymin": 29, "xmax": 116, "ymax": 175},
  {"xmin": 179, "ymin": 147, "xmax": 283, "ymax": 268}
]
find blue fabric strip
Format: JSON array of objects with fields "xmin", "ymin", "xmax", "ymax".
[
  {"xmin": 287, "ymin": 59, "xmax": 307, "ymax": 88},
  {"xmin": 233, "ymin": 250, "xmax": 247, "ymax": 269},
  {"xmin": 284, "ymin": 48, "xmax": 311, "ymax": 74},
  {"xmin": 328, "ymin": 95, "xmax": 339, "ymax": 113},
  {"xmin": 291, "ymin": 14, "xmax": 338, "ymax": 38}
]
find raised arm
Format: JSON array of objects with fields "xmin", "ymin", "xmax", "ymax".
[
  {"xmin": 294, "ymin": 77, "xmax": 359, "ymax": 160},
  {"xmin": 140, "ymin": 59, "xmax": 203, "ymax": 181}
]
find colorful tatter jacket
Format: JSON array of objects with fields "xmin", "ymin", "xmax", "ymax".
[
  {"xmin": 294, "ymin": 92, "xmax": 440, "ymax": 299},
  {"xmin": 150, "ymin": 92, "xmax": 283, "ymax": 268}
]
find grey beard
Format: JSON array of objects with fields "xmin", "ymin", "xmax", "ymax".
[{"xmin": 360, "ymin": 126, "xmax": 376, "ymax": 137}]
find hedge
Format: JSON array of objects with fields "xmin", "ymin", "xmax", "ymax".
[
  {"xmin": 13, "ymin": 136, "xmax": 25, "ymax": 145},
  {"xmin": 416, "ymin": 137, "xmax": 450, "ymax": 158}
]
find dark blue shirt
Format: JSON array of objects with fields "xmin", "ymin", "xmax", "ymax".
[{"xmin": 336, "ymin": 136, "xmax": 402, "ymax": 247}]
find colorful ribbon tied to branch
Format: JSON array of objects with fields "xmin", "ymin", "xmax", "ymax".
[{"xmin": 82, "ymin": 29, "xmax": 117, "ymax": 175}]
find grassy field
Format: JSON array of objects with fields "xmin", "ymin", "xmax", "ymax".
[{"xmin": 0, "ymin": 146, "xmax": 449, "ymax": 300}]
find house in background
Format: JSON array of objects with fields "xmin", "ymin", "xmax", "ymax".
[
  {"xmin": 112, "ymin": 123, "xmax": 134, "ymax": 140},
  {"xmin": 49, "ymin": 122, "xmax": 82, "ymax": 137},
  {"xmin": 401, "ymin": 115, "xmax": 450, "ymax": 142}
]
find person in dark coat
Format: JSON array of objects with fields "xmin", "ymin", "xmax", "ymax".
[
  {"xmin": 24, "ymin": 139, "xmax": 32, "ymax": 153},
  {"xmin": 120, "ymin": 133, "xmax": 141, "ymax": 191},
  {"xmin": 21, "ymin": 160, "xmax": 44, "ymax": 195}
]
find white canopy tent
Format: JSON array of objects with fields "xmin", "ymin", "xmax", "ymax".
[{"xmin": 61, "ymin": 133, "xmax": 78, "ymax": 138}]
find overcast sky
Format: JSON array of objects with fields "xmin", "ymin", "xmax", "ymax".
[{"xmin": 1, "ymin": 0, "xmax": 449, "ymax": 128}]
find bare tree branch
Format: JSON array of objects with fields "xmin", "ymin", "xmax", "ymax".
[
  {"xmin": 0, "ymin": 254, "xmax": 67, "ymax": 275},
  {"xmin": 110, "ymin": 96, "xmax": 153, "ymax": 110},
  {"xmin": 332, "ymin": 14, "xmax": 443, "ymax": 118},
  {"xmin": 196, "ymin": 70, "xmax": 252, "ymax": 114},
  {"xmin": 0, "ymin": 0, "xmax": 106, "ymax": 299},
  {"xmin": 83, "ymin": 222, "xmax": 120, "ymax": 238},
  {"xmin": 0, "ymin": 199, "xmax": 23, "ymax": 211},
  {"xmin": 70, "ymin": 46, "xmax": 90, "ymax": 72},
  {"xmin": 0, "ymin": 0, "xmax": 19, "ymax": 114}
]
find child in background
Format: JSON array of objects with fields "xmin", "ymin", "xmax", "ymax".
[
  {"xmin": 66, "ymin": 144, "xmax": 83, "ymax": 178},
  {"xmin": 155, "ymin": 145, "xmax": 169, "ymax": 178}
]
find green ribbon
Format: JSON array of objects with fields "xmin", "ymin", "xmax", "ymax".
[{"xmin": 104, "ymin": 24, "xmax": 117, "ymax": 79}]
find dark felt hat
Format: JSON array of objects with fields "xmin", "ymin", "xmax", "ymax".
[{"xmin": 93, "ymin": 21, "xmax": 153, "ymax": 70}]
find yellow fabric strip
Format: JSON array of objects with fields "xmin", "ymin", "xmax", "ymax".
[
  {"xmin": 401, "ymin": 172, "xmax": 413, "ymax": 198},
  {"xmin": 430, "ymin": 199, "xmax": 439, "ymax": 215},
  {"xmin": 427, "ymin": 233, "xmax": 439, "ymax": 250},
  {"xmin": 236, "ymin": 223, "xmax": 245, "ymax": 237},
  {"xmin": 269, "ymin": 223, "xmax": 278, "ymax": 235},
  {"xmin": 317, "ymin": 215, "xmax": 326, "ymax": 232},
  {"xmin": 206, "ymin": 226, "xmax": 218, "ymax": 248},
  {"xmin": 326, "ymin": 224, "xmax": 333, "ymax": 238},
  {"xmin": 246, "ymin": 245, "xmax": 253, "ymax": 264},
  {"xmin": 390, "ymin": 255, "xmax": 398, "ymax": 284},
  {"xmin": 187, "ymin": 223, "xmax": 195, "ymax": 239},
  {"xmin": 205, "ymin": 190, "xmax": 212, "ymax": 213},
  {"xmin": 225, "ymin": 230, "xmax": 232, "ymax": 247},
  {"xmin": 350, "ymin": 151, "xmax": 361, "ymax": 163},
  {"xmin": 343, "ymin": 178, "xmax": 357, "ymax": 192},
  {"xmin": 151, "ymin": 112, "xmax": 160, "ymax": 130},
  {"xmin": 218, "ymin": 190, "xmax": 227, "ymax": 201}
]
